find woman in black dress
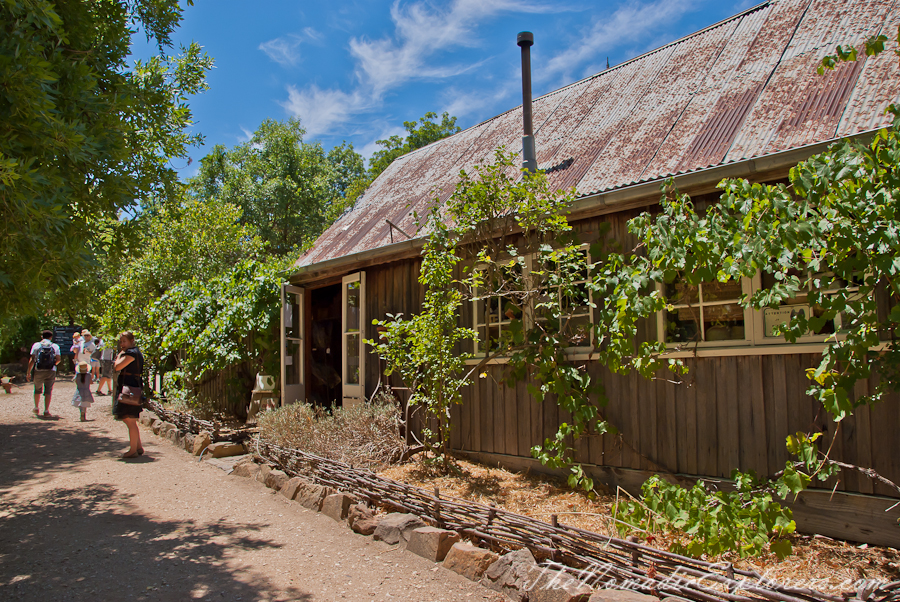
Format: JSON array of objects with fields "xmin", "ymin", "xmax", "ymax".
[{"xmin": 113, "ymin": 331, "xmax": 144, "ymax": 458}]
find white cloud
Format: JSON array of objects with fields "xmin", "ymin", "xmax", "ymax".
[
  {"xmin": 441, "ymin": 79, "xmax": 518, "ymax": 119},
  {"xmin": 259, "ymin": 29, "xmax": 324, "ymax": 66},
  {"xmin": 281, "ymin": 85, "xmax": 373, "ymax": 137},
  {"xmin": 350, "ymin": 0, "xmax": 553, "ymax": 98},
  {"xmin": 539, "ymin": 0, "xmax": 695, "ymax": 86},
  {"xmin": 358, "ymin": 125, "xmax": 408, "ymax": 162},
  {"xmin": 278, "ymin": 0, "xmax": 552, "ymax": 137},
  {"xmin": 237, "ymin": 126, "xmax": 254, "ymax": 142},
  {"xmin": 259, "ymin": 36, "xmax": 303, "ymax": 66}
]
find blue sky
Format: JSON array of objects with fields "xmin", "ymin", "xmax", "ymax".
[{"xmin": 136, "ymin": 0, "xmax": 759, "ymax": 177}]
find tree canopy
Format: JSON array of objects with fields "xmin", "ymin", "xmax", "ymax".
[
  {"xmin": 187, "ymin": 118, "xmax": 364, "ymax": 256},
  {"xmin": 0, "ymin": 0, "xmax": 212, "ymax": 319},
  {"xmin": 345, "ymin": 111, "xmax": 461, "ymax": 203}
]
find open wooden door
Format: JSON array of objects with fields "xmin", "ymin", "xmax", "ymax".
[
  {"xmin": 341, "ymin": 272, "xmax": 365, "ymax": 408},
  {"xmin": 281, "ymin": 283, "xmax": 305, "ymax": 405}
]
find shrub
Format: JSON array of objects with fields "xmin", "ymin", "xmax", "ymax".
[{"xmin": 257, "ymin": 393, "xmax": 407, "ymax": 471}]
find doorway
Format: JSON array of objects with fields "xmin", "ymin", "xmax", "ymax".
[{"xmin": 308, "ymin": 284, "xmax": 342, "ymax": 407}]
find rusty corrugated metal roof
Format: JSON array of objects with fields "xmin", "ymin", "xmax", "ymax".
[{"xmin": 296, "ymin": 0, "xmax": 900, "ymax": 271}]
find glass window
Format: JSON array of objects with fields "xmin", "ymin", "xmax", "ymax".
[{"xmin": 662, "ymin": 279, "xmax": 748, "ymax": 344}]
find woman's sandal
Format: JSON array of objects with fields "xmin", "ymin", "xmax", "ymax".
[
  {"xmin": 137, "ymin": 448, "xmax": 144, "ymax": 456},
  {"xmin": 121, "ymin": 450, "xmax": 139, "ymax": 458}
]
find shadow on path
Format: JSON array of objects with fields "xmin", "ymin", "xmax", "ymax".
[
  {"xmin": 0, "ymin": 421, "xmax": 123, "ymax": 491},
  {"xmin": 0, "ymin": 483, "xmax": 311, "ymax": 601}
]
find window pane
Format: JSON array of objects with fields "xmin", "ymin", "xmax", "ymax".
[
  {"xmin": 345, "ymin": 281, "xmax": 361, "ymax": 332},
  {"xmin": 665, "ymin": 307, "xmax": 700, "ymax": 343},
  {"xmin": 703, "ymin": 303, "xmax": 745, "ymax": 340},
  {"xmin": 346, "ymin": 333, "xmax": 360, "ymax": 384},
  {"xmin": 666, "ymin": 282, "xmax": 699, "ymax": 305},
  {"xmin": 563, "ymin": 314, "xmax": 591, "ymax": 346},
  {"xmin": 703, "ymin": 280, "xmax": 742, "ymax": 302},
  {"xmin": 285, "ymin": 339, "xmax": 301, "ymax": 385}
]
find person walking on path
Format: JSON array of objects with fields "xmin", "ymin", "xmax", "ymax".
[
  {"xmin": 26, "ymin": 329, "xmax": 61, "ymax": 417},
  {"xmin": 90, "ymin": 335, "xmax": 103, "ymax": 382},
  {"xmin": 71, "ymin": 361, "xmax": 94, "ymax": 422},
  {"xmin": 96, "ymin": 338, "xmax": 114, "ymax": 396},
  {"xmin": 114, "ymin": 331, "xmax": 144, "ymax": 458}
]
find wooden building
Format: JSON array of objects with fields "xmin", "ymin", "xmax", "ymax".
[{"xmin": 282, "ymin": 0, "xmax": 900, "ymax": 545}]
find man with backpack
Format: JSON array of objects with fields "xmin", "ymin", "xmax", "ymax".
[{"xmin": 27, "ymin": 329, "xmax": 61, "ymax": 417}]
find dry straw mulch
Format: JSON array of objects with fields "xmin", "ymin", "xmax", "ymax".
[{"xmin": 379, "ymin": 457, "xmax": 900, "ymax": 595}]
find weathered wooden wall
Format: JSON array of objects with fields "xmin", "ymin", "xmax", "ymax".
[
  {"xmin": 355, "ymin": 199, "xmax": 899, "ymax": 500},
  {"xmin": 445, "ymin": 357, "xmax": 900, "ymax": 499}
]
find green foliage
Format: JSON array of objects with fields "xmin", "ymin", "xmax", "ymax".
[
  {"xmin": 615, "ymin": 473, "xmax": 796, "ymax": 559},
  {"xmin": 0, "ymin": 0, "xmax": 212, "ymax": 317},
  {"xmin": 346, "ymin": 111, "xmax": 461, "ymax": 203},
  {"xmin": 368, "ymin": 111, "xmax": 460, "ymax": 179},
  {"xmin": 97, "ymin": 196, "xmax": 289, "ymax": 406},
  {"xmin": 187, "ymin": 118, "xmax": 365, "ymax": 256},
  {"xmin": 369, "ymin": 230, "xmax": 476, "ymax": 466}
]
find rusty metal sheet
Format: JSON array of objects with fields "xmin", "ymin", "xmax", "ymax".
[
  {"xmin": 641, "ymin": 2, "xmax": 783, "ymax": 179},
  {"xmin": 837, "ymin": 6, "xmax": 900, "ymax": 135},
  {"xmin": 297, "ymin": 0, "xmax": 900, "ymax": 270},
  {"xmin": 578, "ymin": 13, "xmax": 739, "ymax": 193},
  {"xmin": 725, "ymin": 0, "xmax": 894, "ymax": 161}
]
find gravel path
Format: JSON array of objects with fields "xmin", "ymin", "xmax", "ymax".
[{"xmin": 0, "ymin": 380, "xmax": 505, "ymax": 602}]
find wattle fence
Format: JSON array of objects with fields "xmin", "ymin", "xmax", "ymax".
[{"xmin": 142, "ymin": 397, "xmax": 900, "ymax": 602}]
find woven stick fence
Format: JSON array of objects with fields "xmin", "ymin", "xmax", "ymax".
[
  {"xmin": 145, "ymin": 398, "xmax": 252, "ymax": 443},
  {"xmin": 142, "ymin": 402, "xmax": 898, "ymax": 602}
]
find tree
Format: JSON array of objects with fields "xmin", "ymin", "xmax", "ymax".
[
  {"xmin": 99, "ymin": 197, "xmax": 266, "ymax": 340},
  {"xmin": 188, "ymin": 118, "xmax": 365, "ymax": 256},
  {"xmin": 0, "ymin": 0, "xmax": 213, "ymax": 318},
  {"xmin": 371, "ymin": 149, "xmax": 597, "ymax": 471},
  {"xmin": 346, "ymin": 111, "xmax": 461, "ymax": 203}
]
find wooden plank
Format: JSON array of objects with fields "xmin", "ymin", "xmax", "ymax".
[
  {"xmin": 681, "ymin": 361, "xmax": 698, "ymax": 476},
  {"xmin": 530, "ymin": 375, "xmax": 542, "ymax": 460},
  {"xmin": 458, "ymin": 381, "xmax": 472, "ymax": 451},
  {"xmin": 492, "ymin": 371, "xmax": 504, "ymax": 456},
  {"xmin": 738, "ymin": 356, "xmax": 768, "ymax": 476},
  {"xmin": 852, "ymin": 379, "xmax": 874, "ymax": 494},
  {"xmin": 450, "ymin": 398, "xmax": 462, "ymax": 450},
  {"xmin": 542, "ymin": 389, "xmax": 559, "ymax": 464},
  {"xmin": 627, "ymin": 371, "xmax": 642, "ymax": 470},
  {"xmin": 479, "ymin": 372, "xmax": 492, "ymax": 453},
  {"xmin": 654, "ymin": 369, "xmax": 674, "ymax": 473},
  {"xmin": 638, "ymin": 369, "xmax": 656, "ymax": 471},
  {"xmin": 870, "ymin": 380, "xmax": 900, "ymax": 498},
  {"xmin": 516, "ymin": 375, "xmax": 531, "ymax": 458},
  {"xmin": 471, "ymin": 373, "xmax": 482, "ymax": 453},
  {"xmin": 768, "ymin": 355, "xmax": 790, "ymax": 476},
  {"xmin": 695, "ymin": 357, "xmax": 717, "ymax": 478},
  {"xmin": 504, "ymin": 379, "xmax": 517, "ymax": 457},
  {"xmin": 717, "ymin": 356, "xmax": 740, "ymax": 476},
  {"xmin": 607, "ymin": 371, "xmax": 630, "ymax": 469},
  {"xmin": 587, "ymin": 363, "xmax": 605, "ymax": 466}
]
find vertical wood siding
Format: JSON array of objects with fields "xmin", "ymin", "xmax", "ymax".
[{"xmin": 356, "ymin": 201, "xmax": 899, "ymax": 499}]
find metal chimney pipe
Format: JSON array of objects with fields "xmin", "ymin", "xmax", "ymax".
[{"xmin": 517, "ymin": 31, "xmax": 537, "ymax": 173}]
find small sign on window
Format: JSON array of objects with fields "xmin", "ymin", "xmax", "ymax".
[{"xmin": 763, "ymin": 305, "xmax": 810, "ymax": 337}]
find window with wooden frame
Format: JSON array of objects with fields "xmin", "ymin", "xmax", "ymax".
[
  {"xmin": 472, "ymin": 245, "xmax": 593, "ymax": 356},
  {"xmin": 657, "ymin": 269, "xmax": 866, "ymax": 350}
]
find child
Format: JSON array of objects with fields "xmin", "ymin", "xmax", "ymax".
[{"xmin": 71, "ymin": 361, "xmax": 94, "ymax": 422}]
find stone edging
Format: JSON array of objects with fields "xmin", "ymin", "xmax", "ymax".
[{"xmin": 137, "ymin": 412, "xmax": 655, "ymax": 602}]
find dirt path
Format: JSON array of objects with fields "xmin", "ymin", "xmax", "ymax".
[{"xmin": 0, "ymin": 380, "xmax": 505, "ymax": 602}]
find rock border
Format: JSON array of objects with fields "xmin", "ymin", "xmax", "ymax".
[{"xmin": 137, "ymin": 412, "xmax": 649, "ymax": 602}]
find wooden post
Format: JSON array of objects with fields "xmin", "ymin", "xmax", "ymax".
[{"xmin": 434, "ymin": 487, "xmax": 443, "ymax": 528}]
